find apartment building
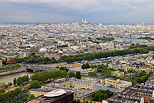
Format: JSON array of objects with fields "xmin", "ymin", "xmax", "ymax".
[
  {"xmin": 104, "ymin": 78, "xmax": 132, "ymax": 89},
  {"xmin": 111, "ymin": 71, "xmax": 124, "ymax": 77}
]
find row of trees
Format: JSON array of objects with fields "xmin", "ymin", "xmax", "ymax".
[
  {"xmin": 31, "ymin": 70, "xmax": 81, "ymax": 82},
  {"xmin": 18, "ymin": 94, "xmax": 35, "ymax": 103},
  {"xmin": 0, "ymin": 64, "xmax": 21, "ymax": 71},
  {"xmin": 68, "ymin": 71, "xmax": 81, "ymax": 79},
  {"xmin": 138, "ymin": 37, "xmax": 154, "ymax": 40},
  {"xmin": 0, "ymin": 65, "xmax": 10, "ymax": 71},
  {"xmin": 59, "ymin": 67, "xmax": 82, "ymax": 78},
  {"xmin": 0, "ymin": 82, "xmax": 12, "ymax": 90},
  {"xmin": 92, "ymin": 89, "xmax": 112, "ymax": 102},
  {"xmin": 9, "ymin": 45, "xmax": 154, "ymax": 64},
  {"xmin": 96, "ymin": 36, "xmax": 115, "ymax": 42},
  {"xmin": 10, "ymin": 64, "xmax": 21, "ymax": 69},
  {"xmin": 0, "ymin": 88, "xmax": 22, "ymax": 101},
  {"xmin": 31, "ymin": 70, "xmax": 67, "ymax": 82},
  {"xmin": 62, "ymin": 46, "xmax": 154, "ymax": 63},
  {"xmin": 128, "ymin": 43, "xmax": 147, "ymax": 49},
  {"xmin": 13, "ymin": 75, "xmax": 29, "ymax": 86},
  {"xmin": 127, "ymin": 69, "xmax": 138, "ymax": 73},
  {"xmin": 12, "ymin": 54, "xmax": 59, "ymax": 64}
]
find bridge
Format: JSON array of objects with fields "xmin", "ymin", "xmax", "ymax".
[
  {"xmin": 26, "ymin": 65, "xmax": 59, "ymax": 72},
  {"xmin": 26, "ymin": 62, "xmax": 67, "ymax": 72}
]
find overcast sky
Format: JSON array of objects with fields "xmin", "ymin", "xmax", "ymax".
[{"xmin": 0, "ymin": 0, "xmax": 154, "ymax": 24}]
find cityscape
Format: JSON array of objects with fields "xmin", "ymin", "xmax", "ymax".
[
  {"xmin": 0, "ymin": 20, "xmax": 154, "ymax": 103},
  {"xmin": 1, "ymin": 0, "xmax": 154, "ymax": 103}
]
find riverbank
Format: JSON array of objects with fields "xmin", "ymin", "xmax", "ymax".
[
  {"xmin": 0, "ymin": 67, "xmax": 27, "ymax": 76},
  {"xmin": 0, "ymin": 72, "xmax": 34, "ymax": 84}
]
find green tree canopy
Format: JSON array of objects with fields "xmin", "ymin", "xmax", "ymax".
[
  {"xmin": 60, "ymin": 66, "xmax": 69, "ymax": 72},
  {"xmin": 29, "ymin": 94, "xmax": 35, "ymax": 99},
  {"xmin": 88, "ymin": 72, "xmax": 97, "ymax": 77},
  {"xmin": 76, "ymin": 71, "xmax": 81, "ymax": 79},
  {"xmin": 92, "ymin": 89, "xmax": 112, "ymax": 102},
  {"xmin": 13, "ymin": 78, "xmax": 16, "ymax": 86},
  {"xmin": 29, "ymin": 80, "xmax": 41, "ymax": 89},
  {"xmin": 69, "ymin": 72, "xmax": 76, "ymax": 78}
]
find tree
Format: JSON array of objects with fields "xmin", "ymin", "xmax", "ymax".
[
  {"xmin": 129, "ymin": 43, "xmax": 135, "ymax": 49},
  {"xmin": 106, "ymin": 89, "xmax": 112, "ymax": 96},
  {"xmin": 86, "ymin": 101, "xmax": 89, "ymax": 103},
  {"xmin": 92, "ymin": 89, "xmax": 112, "ymax": 102},
  {"xmin": 76, "ymin": 71, "xmax": 81, "ymax": 79},
  {"xmin": 104, "ymin": 70, "xmax": 111, "ymax": 76},
  {"xmin": 17, "ymin": 100, "xmax": 22, "ymax": 103},
  {"xmin": 60, "ymin": 67, "xmax": 69, "ymax": 72},
  {"xmin": 81, "ymin": 64, "xmax": 87, "ymax": 69},
  {"xmin": 0, "ymin": 93, "xmax": 5, "ymax": 101},
  {"xmin": 81, "ymin": 63, "xmax": 90, "ymax": 70},
  {"xmin": 29, "ymin": 94, "xmax": 35, "ymax": 99},
  {"xmin": 88, "ymin": 72, "xmax": 97, "ymax": 77},
  {"xmin": 77, "ymin": 99, "xmax": 80, "ymax": 103},
  {"xmin": 0, "ymin": 89, "xmax": 5, "ymax": 93},
  {"xmin": 22, "ymin": 97, "xmax": 28, "ymax": 102},
  {"xmin": 69, "ymin": 72, "xmax": 76, "ymax": 78},
  {"xmin": 86, "ymin": 63, "xmax": 90, "ymax": 68},
  {"xmin": 29, "ymin": 80, "xmax": 41, "ymax": 89},
  {"xmin": 13, "ymin": 78, "xmax": 16, "ymax": 86},
  {"xmin": 83, "ymin": 100, "xmax": 86, "ymax": 103},
  {"xmin": 4, "ymin": 84, "xmax": 8, "ymax": 89},
  {"xmin": 2, "ymin": 82, "xmax": 5, "ymax": 89},
  {"xmin": 14, "ymin": 88, "xmax": 22, "ymax": 94},
  {"xmin": 8, "ymin": 82, "xmax": 13, "ymax": 86},
  {"xmin": 43, "ymin": 57, "xmax": 51, "ymax": 63}
]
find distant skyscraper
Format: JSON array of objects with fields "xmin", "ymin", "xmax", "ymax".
[
  {"xmin": 143, "ymin": 22, "xmax": 145, "ymax": 26},
  {"xmin": 82, "ymin": 19, "xmax": 88, "ymax": 24},
  {"xmin": 84, "ymin": 19, "xmax": 87, "ymax": 23}
]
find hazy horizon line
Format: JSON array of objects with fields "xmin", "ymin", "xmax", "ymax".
[{"xmin": 0, "ymin": 21, "xmax": 154, "ymax": 25}]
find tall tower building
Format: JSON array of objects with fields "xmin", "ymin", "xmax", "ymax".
[
  {"xmin": 143, "ymin": 22, "xmax": 145, "ymax": 26},
  {"xmin": 0, "ymin": 58, "xmax": 2, "ymax": 67}
]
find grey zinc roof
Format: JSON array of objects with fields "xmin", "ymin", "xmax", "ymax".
[{"xmin": 93, "ymin": 86, "xmax": 123, "ymax": 93}]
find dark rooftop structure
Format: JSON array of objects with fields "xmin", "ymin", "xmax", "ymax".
[
  {"xmin": 25, "ymin": 90, "xmax": 74, "ymax": 103},
  {"xmin": 106, "ymin": 83, "xmax": 154, "ymax": 103}
]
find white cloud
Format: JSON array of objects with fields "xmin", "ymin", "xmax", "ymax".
[
  {"xmin": 0, "ymin": 0, "xmax": 154, "ymax": 23},
  {"xmin": 0, "ymin": 0, "xmax": 153, "ymax": 13}
]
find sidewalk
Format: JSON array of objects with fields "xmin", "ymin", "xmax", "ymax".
[{"xmin": 5, "ymin": 86, "xmax": 19, "ymax": 92}]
